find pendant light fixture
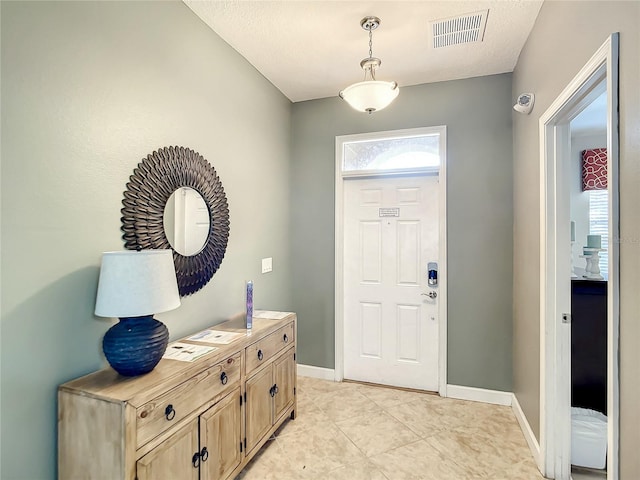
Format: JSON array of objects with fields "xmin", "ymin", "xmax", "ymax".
[{"xmin": 339, "ymin": 16, "xmax": 399, "ymax": 114}]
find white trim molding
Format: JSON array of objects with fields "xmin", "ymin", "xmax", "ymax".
[
  {"xmin": 445, "ymin": 384, "xmax": 512, "ymax": 406},
  {"xmin": 297, "ymin": 364, "xmax": 336, "ymax": 381},
  {"xmin": 512, "ymin": 393, "xmax": 543, "ymax": 472},
  {"xmin": 539, "ymin": 33, "xmax": 619, "ymax": 480}
]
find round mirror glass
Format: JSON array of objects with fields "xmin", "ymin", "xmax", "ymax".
[{"xmin": 163, "ymin": 187, "xmax": 211, "ymax": 256}]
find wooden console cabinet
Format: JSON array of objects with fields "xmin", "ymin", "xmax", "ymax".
[{"xmin": 58, "ymin": 314, "xmax": 297, "ymax": 480}]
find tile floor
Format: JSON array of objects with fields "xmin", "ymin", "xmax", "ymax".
[
  {"xmin": 571, "ymin": 467, "xmax": 607, "ymax": 480},
  {"xmin": 238, "ymin": 376, "xmax": 545, "ymax": 479}
]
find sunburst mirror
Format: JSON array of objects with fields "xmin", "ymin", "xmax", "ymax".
[{"xmin": 121, "ymin": 146, "xmax": 230, "ymax": 296}]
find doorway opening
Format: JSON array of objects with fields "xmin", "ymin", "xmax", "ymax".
[
  {"xmin": 539, "ymin": 34, "xmax": 619, "ymax": 480},
  {"xmin": 569, "ymin": 89, "xmax": 608, "ymax": 480},
  {"xmin": 334, "ymin": 126, "xmax": 447, "ymax": 395}
]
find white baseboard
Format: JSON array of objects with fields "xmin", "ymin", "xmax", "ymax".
[
  {"xmin": 512, "ymin": 393, "xmax": 543, "ymax": 471},
  {"xmin": 297, "ymin": 364, "xmax": 336, "ymax": 381},
  {"xmin": 446, "ymin": 384, "xmax": 513, "ymax": 406}
]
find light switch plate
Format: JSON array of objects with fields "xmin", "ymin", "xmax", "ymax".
[{"xmin": 261, "ymin": 257, "xmax": 273, "ymax": 274}]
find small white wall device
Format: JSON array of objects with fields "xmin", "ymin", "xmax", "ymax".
[{"xmin": 513, "ymin": 93, "xmax": 535, "ymax": 114}]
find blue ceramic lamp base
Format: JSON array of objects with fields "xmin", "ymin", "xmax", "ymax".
[{"xmin": 102, "ymin": 315, "xmax": 169, "ymax": 376}]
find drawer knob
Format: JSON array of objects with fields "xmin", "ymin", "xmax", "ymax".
[
  {"xmin": 200, "ymin": 447, "xmax": 209, "ymax": 462},
  {"xmin": 274, "ymin": 383, "xmax": 279, "ymax": 395},
  {"xmin": 165, "ymin": 404, "xmax": 176, "ymax": 421},
  {"xmin": 283, "ymin": 333, "xmax": 289, "ymax": 343},
  {"xmin": 257, "ymin": 349, "xmax": 263, "ymax": 361},
  {"xmin": 269, "ymin": 385, "xmax": 276, "ymax": 398},
  {"xmin": 220, "ymin": 372, "xmax": 228, "ymax": 385},
  {"xmin": 192, "ymin": 452, "xmax": 200, "ymax": 468}
]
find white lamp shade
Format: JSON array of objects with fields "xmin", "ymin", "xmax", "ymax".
[
  {"xmin": 95, "ymin": 250, "xmax": 181, "ymax": 318},
  {"xmin": 340, "ymin": 80, "xmax": 399, "ymax": 113}
]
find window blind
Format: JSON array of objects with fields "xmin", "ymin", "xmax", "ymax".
[{"xmin": 589, "ymin": 190, "xmax": 609, "ymax": 275}]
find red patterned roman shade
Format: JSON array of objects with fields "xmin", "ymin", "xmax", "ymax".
[{"xmin": 582, "ymin": 148, "xmax": 607, "ymax": 191}]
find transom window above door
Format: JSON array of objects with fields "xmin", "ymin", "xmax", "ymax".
[{"xmin": 339, "ymin": 126, "xmax": 445, "ymax": 177}]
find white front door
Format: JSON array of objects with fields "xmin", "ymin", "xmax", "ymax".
[{"xmin": 343, "ymin": 174, "xmax": 440, "ymax": 391}]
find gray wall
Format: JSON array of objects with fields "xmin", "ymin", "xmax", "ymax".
[
  {"xmin": 0, "ymin": 2, "xmax": 292, "ymax": 478},
  {"xmin": 291, "ymin": 74, "xmax": 514, "ymax": 391},
  {"xmin": 512, "ymin": 1, "xmax": 640, "ymax": 475}
]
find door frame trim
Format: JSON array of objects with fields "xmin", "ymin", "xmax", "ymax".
[
  {"xmin": 538, "ymin": 33, "xmax": 619, "ymax": 479},
  {"xmin": 334, "ymin": 126, "xmax": 448, "ymax": 396}
]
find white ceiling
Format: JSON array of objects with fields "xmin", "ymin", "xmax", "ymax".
[{"xmin": 184, "ymin": 0, "xmax": 544, "ymax": 103}]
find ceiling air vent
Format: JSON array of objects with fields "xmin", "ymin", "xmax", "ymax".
[{"xmin": 430, "ymin": 10, "xmax": 488, "ymax": 48}]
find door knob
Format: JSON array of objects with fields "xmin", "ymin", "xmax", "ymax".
[{"xmin": 422, "ymin": 291, "xmax": 437, "ymax": 299}]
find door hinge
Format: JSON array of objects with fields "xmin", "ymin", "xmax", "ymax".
[
  {"xmin": 240, "ymin": 394, "xmax": 243, "ymax": 406},
  {"xmin": 294, "ymin": 387, "xmax": 296, "ymax": 396},
  {"xmin": 244, "ymin": 391, "xmax": 247, "ymax": 403},
  {"xmin": 562, "ymin": 313, "xmax": 571, "ymax": 324},
  {"xmin": 240, "ymin": 441, "xmax": 243, "ymax": 453},
  {"xmin": 294, "ymin": 352, "xmax": 296, "ymax": 361},
  {"xmin": 243, "ymin": 438, "xmax": 247, "ymax": 450}
]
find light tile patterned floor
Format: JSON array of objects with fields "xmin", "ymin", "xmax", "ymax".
[{"xmin": 238, "ymin": 376, "xmax": 544, "ymax": 479}]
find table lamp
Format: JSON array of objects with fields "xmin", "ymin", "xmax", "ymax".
[{"xmin": 95, "ymin": 250, "xmax": 180, "ymax": 376}]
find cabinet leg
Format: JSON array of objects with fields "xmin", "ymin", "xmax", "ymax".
[{"xmin": 290, "ymin": 409, "xmax": 296, "ymax": 420}]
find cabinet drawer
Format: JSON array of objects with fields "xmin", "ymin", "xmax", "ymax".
[
  {"xmin": 136, "ymin": 352, "xmax": 241, "ymax": 448},
  {"xmin": 245, "ymin": 322, "xmax": 294, "ymax": 374}
]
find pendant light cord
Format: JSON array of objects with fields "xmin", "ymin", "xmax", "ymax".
[{"xmin": 365, "ymin": 26, "xmax": 376, "ymax": 81}]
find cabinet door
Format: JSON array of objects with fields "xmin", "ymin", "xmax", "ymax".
[
  {"xmin": 137, "ymin": 418, "xmax": 199, "ymax": 480},
  {"xmin": 200, "ymin": 389, "xmax": 242, "ymax": 480},
  {"xmin": 273, "ymin": 348, "xmax": 296, "ymax": 420},
  {"xmin": 245, "ymin": 366, "xmax": 273, "ymax": 453}
]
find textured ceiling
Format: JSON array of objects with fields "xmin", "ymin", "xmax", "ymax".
[{"xmin": 184, "ymin": 0, "xmax": 544, "ymax": 103}]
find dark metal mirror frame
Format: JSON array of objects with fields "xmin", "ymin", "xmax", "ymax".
[{"xmin": 121, "ymin": 146, "xmax": 230, "ymax": 296}]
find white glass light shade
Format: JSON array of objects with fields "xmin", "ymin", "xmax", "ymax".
[
  {"xmin": 95, "ymin": 250, "xmax": 180, "ymax": 318},
  {"xmin": 340, "ymin": 80, "xmax": 399, "ymax": 113}
]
